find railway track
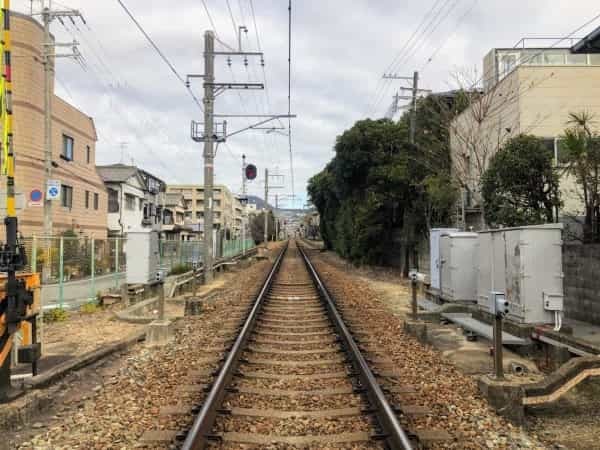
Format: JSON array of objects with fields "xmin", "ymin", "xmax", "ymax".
[{"xmin": 180, "ymin": 241, "xmax": 414, "ymax": 450}]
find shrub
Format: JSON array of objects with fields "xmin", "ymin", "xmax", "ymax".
[
  {"xmin": 168, "ymin": 264, "xmax": 191, "ymax": 276},
  {"xmin": 80, "ymin": 302, "xmax": 99, "ymax": 314},
  {"xmin": 43, "ymin": 307, "xmax": 68, "ymax": 322}
]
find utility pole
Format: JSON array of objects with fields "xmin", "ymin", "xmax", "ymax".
[
  {"xmin": 241, "ymin": 154, "xmax": 247, "ymax": 255},
  {"xmin": 263, "ymin": 168, "xmax": 269, "ymax": 247},
  {"xmin": 202, "ymin": 30, "xmax": 215, "ymax": 282},
  {"xmin": 409, "ymin": 71, "xmax": 419, "ymax": 144},
  {"xmin": 382, "ymin": 71, "xmax": 431, "ymax": 138},
  {"xmin": 42, "ymin": 6, "xmax": 52, "ymax": 238},
  {"xmin": 383, "ymin": 71, "xmax": 430, "ymax": 276},
  {"xmin": 41, "ymin": 2, "xmax": 84, "ymax": 239},
  {"xmin": 188, "ymin": 30, "xmax": 293, "ymax": 281},
  {"xmin": 275, "ymin": 194, "xmax": 279, "ymax": 241}
]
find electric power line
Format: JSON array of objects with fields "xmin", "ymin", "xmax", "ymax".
[
  {"xmin": 115, "ymin": 0, "xmax": 204, "ymax": 112},
  {"xmin": 371, "ymin": 0, "xmax": 456, "ymax": 116},
  {"xmin": 419, "ymin": 0, "xmax": 478, "ymax": 72},
  {"xmin": 367, "ymin": 0, "xmax": 445, "ymax": 115}
]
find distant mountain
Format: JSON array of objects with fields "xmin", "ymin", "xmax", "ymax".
[{"xmin": 246, "ymin": 195, "xmax": 307, "ymax": 214}]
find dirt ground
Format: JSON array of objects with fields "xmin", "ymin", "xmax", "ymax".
[{"xmin": 15, "ymin": 291, "xmax": 185, "ymax": 377}]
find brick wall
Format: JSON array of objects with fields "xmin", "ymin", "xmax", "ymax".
[{"xmin": 564, "ymin": 244, "xmax": 600, "ymax": 325}]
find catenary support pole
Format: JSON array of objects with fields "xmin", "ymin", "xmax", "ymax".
[
  {"xmin": 203, "ymin": 30, "xmax": 215, "ymax": 282},
  {"xmin": 264, "ymin": 168, "xmax": 269, "ymax": 247}
]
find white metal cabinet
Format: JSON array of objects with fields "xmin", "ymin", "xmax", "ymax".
[
  {"xmin": 440, "ymin": 232, "xmax": 478, "ymax": 302},
  {"xmin": 429, "ymin": 228, "xmax": 458, "ymax": 290},
  {"xmin": 477, "ymin": 224, "xmax": 563, "ymax": 324},
  {"xmin": 125, "ymin": 229, "xmax": 160, "ymax": 284}
]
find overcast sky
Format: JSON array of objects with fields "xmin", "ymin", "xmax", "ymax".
[{"xmin": 12, "ymin": 0, "xmax": 600, "ymax": 208}]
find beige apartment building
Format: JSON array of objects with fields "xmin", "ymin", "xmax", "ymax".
[
  {"xmin": 166, "ymin": 184, "xmax": 243, "ymax": 238},
  {"xmin": 4, "ymin": 12, "xmax": 107, "ymax": 239},
  {"xmin": 451, "ymin": 44, "xmax": 600, "ymax": 228}
]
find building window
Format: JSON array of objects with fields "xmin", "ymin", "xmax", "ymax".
[
  {"xmin": 62, "ymin": 135, "xmax": 74, "ymax": 161},
  {"xmin": 85, "ymin": 190, "xmax": 90, "ymax": 209},
  {"xmin": 61, "ymin": 184, "xmax": 73, "ymax": 208},
  {"xmin": 108, "ymin": 189, "xmax": 119, "ymax": 213},
  {"xmin": 125, "ymin": 193, "xmax": 136, "ymax": 210},
  {"xmin": 94, "ymin": 193, "xmax": 99, "ymax": 210},
  {"xmin": 86, "ymin": 145, "xmax": 91, "ymax": 164},
  {"xmin": 543, "ymin": 51, "xmax": 565, "ymax": 65}
]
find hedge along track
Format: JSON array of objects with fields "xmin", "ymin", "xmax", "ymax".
[{"xmin": 179, "ymin": 241, "xmax": 414, "ymax": 450}]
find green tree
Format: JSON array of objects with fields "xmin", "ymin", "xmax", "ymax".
[
  {"xmin": 481, "ymin": 134, "xmax": 561, "ymax": 227},
  {"xmin": 250, "ymin": 211, "xmax": 276, "ymax": 244},
  {"xmin": 307, "ymin": 93, "xmax": 466, "ymax": 268},
  {"xmin": 560, "ymin": 112, "xmax": 600, "ymax": 242}
]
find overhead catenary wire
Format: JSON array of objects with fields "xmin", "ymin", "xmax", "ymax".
[
  {"xmin": 115, "ymin": 0, "xmax": 204, "ymax": 112},
  {"xmin": 59, "ymin": 18, "xmax": 189, "ymax": 174},
  {"xmin": 225, "ymin": 0, "xmax": 238, "ymax": 38}
]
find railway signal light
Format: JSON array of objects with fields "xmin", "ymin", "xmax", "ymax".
[{"xmin": 245, "ymin": 164, "xmax": 257, "ymax": 181}]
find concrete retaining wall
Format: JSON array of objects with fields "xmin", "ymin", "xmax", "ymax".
[
  {"xmin": 42, "ymin": 272, "xmax": 126, "ymax": 310},
  {"xmin": 564, "ymin": 244, "xmax": 600, "ymax": 325}
]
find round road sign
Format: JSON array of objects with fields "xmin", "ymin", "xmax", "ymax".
[{"xmin": 30, "ymin": 189, "xmax": 43, "ymax": 202}]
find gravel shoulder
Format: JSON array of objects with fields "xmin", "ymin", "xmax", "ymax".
[
  {"xmin": 8, "ymin": 256, "xmax": 272, "ymax": 449},
  {"xmin": 316, "ymin": 248, "xmax": 600, "ymax": 450},
  {"xmin": 310, "ymin": 249, "xmax": 544, "ymax": 449}
]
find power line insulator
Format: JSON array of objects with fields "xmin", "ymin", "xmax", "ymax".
[{"xmin": 227, "ymin": 57, "xmax": 232, "ymax": 67}]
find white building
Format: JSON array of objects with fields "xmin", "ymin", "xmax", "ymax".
[{"xmin": 97, "ymin": 164, "xmax": 165, "ymax": 236}]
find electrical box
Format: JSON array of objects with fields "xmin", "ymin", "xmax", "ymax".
[
  {"xmin": 477, "ymin": 224, "xmax": 563, "ymax": 324},
  {"xmin": 429, "ymin": 228, "xmax": 459, "ymax": 291},
  {"xmin": 125, "ymin": 229, "xmax": 161, "ymax": 284},
  {"xmin": 155, "ymin": 268, "xmax": 167, "ymax": 283},
  {"xmin": 543, "ymin": 292, "xmax": 564, "ymax": 311},
  {"xmin": 440, "ymin": 232, "xmax": 478, "ymax": 302},
  {"xmin": 490, "ymin": 291, "xmax": 509, "ymax": 316}
]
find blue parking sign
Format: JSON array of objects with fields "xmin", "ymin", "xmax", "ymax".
[{"xmin": 47, "ymin": 180, "xmax": 61, "ymax": 201}]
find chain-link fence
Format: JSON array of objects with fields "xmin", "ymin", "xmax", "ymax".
[
  {"xmin": 159, "ymin": 238, "xmax": 256, "ymax": 273},
  {"xmin": 22, "ymin": 236, "xmax": 126, "ymax": 309},
  {"xmin": 20, "ymin": 235, "xmax": 254, "ymax": 309}
]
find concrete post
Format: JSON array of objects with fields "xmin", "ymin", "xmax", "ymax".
[
  {"xmin": 158, "ymin": 282, "xmax": 165, "ymax": 321},
  {"xmin": 90, "ymin": 238, "xmax": 95, "ymax": 302},
  {"xmin": 411, "ymin": 277, "xmax": 418, "ymax": 319},
  {"xmin": 494, "ymin": 315, "xmax": 505, "ymax": 379},
  {"xmin": 58, "ymin": 236, "xmax": 64, "ymax": 309}
]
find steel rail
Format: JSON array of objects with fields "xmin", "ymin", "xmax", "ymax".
[
  {"xmin": 298, "ymin": 244, "xmax": 414, "ymax": 450},
  {"xmin": 181, "ymin": 243, "xmax": 288, "ymax": 450}
]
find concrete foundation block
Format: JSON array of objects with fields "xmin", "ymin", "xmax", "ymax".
[
  {"xmin": 404, "ymin": 320, "xmax": 428, "ymax": 344},
  {"xmin": 146, "ymin": 320, "xmax": 175, "ymax": 347},
  {"xmin": 478, "ymin": 375, "xmax": 525, "ymax": 424},
  {"xmin": 184, "ymin": 298, "xmax": 203, "ymax": 316},
  {"xmin": 547, "ymin": 345, "xmax": 571, "ymax": 371}
]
